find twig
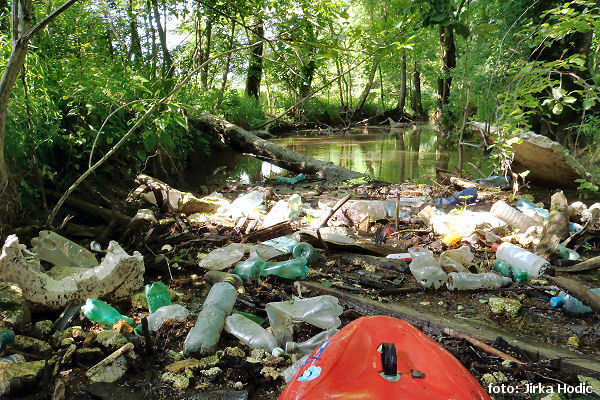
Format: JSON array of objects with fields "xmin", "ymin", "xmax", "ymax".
[
  {"xmin": 443, "ymin": 328, "xmax": 523, "ymax": 364},
  {"xmin": 395, "ymin": 194, "xmax": 400, "ymax": 231},
  {"xmin": 319, "ymin": 194, "xmax": 351, "ymax": 228},
  {"xmin": 141, "ymin": 317, "xmax": 154, "ymax": 355},
  {"xmin": 316, "ymin": 228, "xmax": 329, "ymax": 257}
]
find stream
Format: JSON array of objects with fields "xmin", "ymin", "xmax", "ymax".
[{"xmin": 184, "ymin": 124, "xmax": 492, "ymax": 187}]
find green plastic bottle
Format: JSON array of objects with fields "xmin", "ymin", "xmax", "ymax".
[
  {"xmin": 262, "ymin": 258, "xmax": 309, "ymax": 279},
  {"xmin": 511, "ymin": 265, "xmax": 530, "ymax": 282},
  {"xmin": 145, "ymin": 281, "xmax": 172, "ymax": 314},
  {"xmin": 492, "ymin": 259, "xmax": 529, "ymax": 282},
  {"xmin": 492, "ymin": 259, "xmax": 511, "ymax": 277},
  {"xmin": 81, "ymin": 299, "xmax": 134, "ymax": 328},
  {"xmin": 555, "ymin": 244, "xmax": 580, "ymax": 261},
  {"xmin": 234, "ymin": 258, "xmax": 266, "ymax": 281},
  {"xmin": 292, "ymin": 242, "xmax": 319, "ymax": 266}
]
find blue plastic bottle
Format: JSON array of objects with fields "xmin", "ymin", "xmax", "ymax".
[
  {"xmin": 550, "ymin": 288, "xmax": 600, "ymax": 315},
  {"xmin": 516, "ymin": 198, "xmax": 549, "ymax": 219}
]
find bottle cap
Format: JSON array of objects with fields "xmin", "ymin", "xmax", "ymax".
[
  {"xmin": 491, "ymin": 243, "xmax": 500, "ymax": 252},
  {"xmin": 550, "ymin": 297, "xmax": 564, "ymax": 308},
  {"xmin": 223, "ymin": 276, "xmax": 237, "ymax": 287}
]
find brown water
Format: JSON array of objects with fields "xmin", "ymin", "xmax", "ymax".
[{"xmin": 185, "ymin": 124, "xmax": 491, "ymax": 187}]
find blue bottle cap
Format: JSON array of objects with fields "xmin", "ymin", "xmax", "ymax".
[{"xmin": 550, "ymin": 297, "xmax": 564, "ymax": 307}]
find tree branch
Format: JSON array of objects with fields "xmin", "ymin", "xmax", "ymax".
[{"xmin": 21, "ymin": 0, "xmax": 79, "ymax": 42}]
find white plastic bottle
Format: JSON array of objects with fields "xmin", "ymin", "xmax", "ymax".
[
  {"xmin": 496, "ymin": 242, "xmax": 549, "ymax": 277},
  {"xmin": 146, "ymin": 304, "xmax": 190, "ymax": 332},
  {"xmin": 408, "ymin": 247, "xmax": 447, "ymax": 289},
  {"xmin": 446, "ymin": 272, "xmax": 512, "ymax": 290},
  {"xmin": 491, "ymin": 200, "xmax": 539, "ymax": 232},
  {"xmin": 224, "ymin": 313, "xmax": 278, "ymax": 352},
  {"xmin": 285, "ymin": 328, "xmax": 339, "ymax": 355},
  {"xmin": 183, "ymin": 282, "xmax": 238, "ymax": 356}
]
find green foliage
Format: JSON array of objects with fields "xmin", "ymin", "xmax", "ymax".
[
  {"xmin": 220, "ymin": 90, "xmax": 266, "ymax": 129},
  {"xmin": 575, "ymin": 179, "xmax": 599, "ymax": 199}
]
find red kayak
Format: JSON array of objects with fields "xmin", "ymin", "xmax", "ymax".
[{"xmin": 279, "ymin": 315, "xmax": 491, "ymax": 399}]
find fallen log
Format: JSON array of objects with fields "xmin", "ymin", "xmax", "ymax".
[
  {"xmin": 549, "ymin": 276, "xmax": 600, "ymax": 313},
  {"xmin": 556, "ymin": 255, "xmax": 600, "ymax": 273},
  {"xmin": 534, "ymin": 191, "xmax": 570, "ymax": 259},
  {"xmin": 241, "ymin": 221, "xmax": 294, "ymax": 243},
  {"xmin": 50, "ymin": 192, "xmax": 131, "ymax": 226},
  {"xmin": 193, "ymin": 113, "xmax": 363, "ymax": 182},
  {"xmin": 135, "ymin": 174, "xmax": 183, "ymax": 213}
]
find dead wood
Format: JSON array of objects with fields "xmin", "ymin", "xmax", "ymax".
[
  {"xmin": 319, "ymin": 194, "xmax": 351, "ymax": 228},
  {"xmin": 534, "ymin": 191, "xmax": 570, "ymax": 259}
]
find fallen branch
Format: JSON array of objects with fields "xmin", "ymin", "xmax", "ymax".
[
  {"xmin": 319, "ymin": 194, "xmax": 351, "ymax": 228},
  {"xmin": 556, "ymin": 255, "xmax": 600, "ymax": 273},
  {"xmin": 443, "ymin": 327, "xmax": 523, "ymax": 364},
  {"xmin": 241, "ymin": 221, "xmax": 294, "ymax": 243}
]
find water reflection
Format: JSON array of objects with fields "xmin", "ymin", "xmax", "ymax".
[{"xmin": 183, "ymin": 125, "xmax": 488, "ymax": 187}]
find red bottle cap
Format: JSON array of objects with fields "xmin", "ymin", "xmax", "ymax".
[{"xmin": 491, "ymin": 242, "xmax": 500, "ymax": 252}]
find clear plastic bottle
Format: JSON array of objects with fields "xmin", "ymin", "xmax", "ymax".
[
  {"xmin": 81, "ymin": 299, "xmax": 134, "ymax": 328},
  {"xmin": 491, "ymin": 200, "xmax": 539, "ymax": 232},
  {"xmin": 292, "ymin": 243, "xmax": 319, "ymax": 266},
  {"xmin": 282, "ymin": 354, "xmax": 310, "ymax": 383},
  {"xmin": 516, "ymin": 198, "xmax": 549, "ymax": 219},
  {"xmin": 199, "ymin": 243, "xmax": 249, "ymax": 271},
  {"xmin": 30, "ymin": 230, "xmax": 99, "ymax": 268},
  {"xmin": 184, "ymin": 281, "xmax": 238, "ymax": 357},
  {"xmin": 266, "ymin": 296, "xmax": 343, "ymax": 346},
  {"xmin": 550, "ymin": 289, "xmax": 600, "ymax": 315},
  {"xmin": 224, "ymin": 313, "xmax": 278, "ymax": 352},
  {"xmin": 285, "ymin": 328, "xmax": 339, "ymax": 355},
  {"xmin": 495, "ymin": 242, "xmax": 549, "ymax": 277},
  {"xmin": 446, "ymin": 272, "xmax": 512, "ymax": 290},
  {"xmin": 407, "ymin": 247, "xmax": 447, "ymax": 289},
  {"xmin": 145, "ymin": 304, "xmax": 189, "ymax": 332},
  {"xmin": 204, "ymin": 270, "xmax": 244, "ymax": 289},
  {"xmin": 145, "ymin": 281, "xmax": 172, "ymax": 314}
]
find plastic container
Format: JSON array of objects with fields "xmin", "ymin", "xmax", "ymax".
[
  {"xmin": 433, "ymin": 187, "xmax": 477, "ymax": 206},
  {"xmin": 473, "ymin": 175, "xmax": 512, "ymax": 190},
  {"xmin": 224, "ymin": 313, "xmax": 278, "ymax": 351},
  {"xmin": 184, "ymin": 282, "xmax": 238, "ymax": 357},
  {"xmin": 550, "ymin": 289, "xmax": 600, "ymax": 315},
  {"xmin": 145, "ymin": 281, "xmax": 172, "ymax": 314},
  {"xmin": 204, "ymin": 271, "xmax": 244, "ymax": 289},
  {"xmin": 495, "ymin": 242, "xmax": 549, "ymax": 277},
  {"xmin": 292, "ymin": 242, "xmax": 318, "ymax": 266},
  {"xmin": 439, "ymin": 245, "xmax": 473, "ymax": 273},
  {"xmin": 234, "ymin": 258, "xmax": 266, "ymax": 281},
  {"xmin": 446, "ymin": 272, "xmax": 512, "ymax": 290},
  {"xmin": 516, "ymin": 198, "xmax": 549, "ymax": 219},
  {"xmin": 285, "ymin": 328, "xmax": 339, "ymax": 355},
  {"xmin": 148, "ymin": 304, "xmax": 189, "ymax": 331},
  {"xmin": 490, "ymin": 200, "xmax": 539, "ymax": 232},
  {"xmin": 30, "ymin": 230, "xmax": 99, "ymax": 268},
  {"xmin": 262, "ymin": 258, "xmax": 309, "ymax": 280},
  {"xmin": 556, "ymin": 244, "xmax": 580, "ymax": 261},
  {"xmin": 492, "ymin": 259, "xmax": 530, "ymax": 282},
  {"xmin": 262, "ymin": 195, "xmax": 303, "ymax": 228},
  {"xmin": 260, "ymin": 237, "xmax": 298, "ymax": 254},
  {"xmin": 0, "ymin": 330, "xmax": 15, "ymax": 347},
  {"xmin": 407, "ymin": 247, "xmax": 447, "ymax": 289},
  {"xmin": 199, "ymin": 243, "xmax": 249, "ymax": 271},
  {"xmin": 81, "ymin": 299, "xmax": 134, "ymax": 328},
  {"xmin": 275, "ymin": 173, "xmax": 306, "ymax": 184},
  {"xmin": 266, "ymin": 295, "xmax": 343, "ymax": 346}
]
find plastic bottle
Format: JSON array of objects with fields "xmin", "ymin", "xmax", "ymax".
[
  {"xmin": 148, "ymin": 304, "xmax": 189, "ymax": 331},
  {"xmin": 0, "ymin": 354, "xmax": 25, "ymax": 365},
  {"xmin": 81, "ymin": 299, "xmax": 134, "ymax": 328},
  {"xmin": 224, "ymin": 313, "xmax": 278, "ymax": 351},
  {"xmin": 275, "ymin": 173, "xmax": 306, "ymax": 184},
  {"xmin": 407, "ymin": 247, "xmax": 447, "ymax": 289},
  {"xmin": 516, "ymin": 198, "xmax": 549, "ymax": 219},
  {"xmin": 492, "ymin": 259, "xmax": 530, "ymax": 282},
  {"xmin": 145, "ymin": 281, "xmax": 172, "ymax": 314},
  {"xmin": 184, "ymin": 281, "xmax": 238, "ymax": 357},
  {"xmin": 234, "ymin": 258, "xmax": 266, "ymax": 281},
  {"xmin": 0, "ymin": 330, "xmax": 15, "ymax": 347},
  {"xmin": 266, "ymin": 295, "xmax": 343, "ymax": 346},
  {"xmin": 555, "ymin": 244, "xmax": 580, "ymax": 261},
  {"xmin": 495, "ymin": 242, "xmax": 549, "ymax": 277},
  {"xmin": 199, "ymin": 243, "xmax": 249, "ymax": 271},
  {"xmin": 30, "ymin": 230, "xmax": 99, "ymax": 268},
  {"xmin": 446, "ymin": 272, "xmax": 512, "ymax": 290},
  {"xmin": 473, "ymin": 175, "xmax": 512, "ymax": 190},
  {"xmin": 282, "ymin": 354, "xmax": 310, "ymax": 383},
  {"xmin": 550, "ymin": 289, "xmax": 600, "ymax": 315},
  {"xmin": 262, "ymin": 258, "xmax": 309, "ymax": 280},
  {"xmin": 491, "ymin": 201, "xmax": 539, "ymax": 232},
  {"xmin": 292, "ymin": 242, "xmax": 319, "ymax": 266},
  {"xmin": 205, "ymin": 270, "xmax": 244, "ymax": 289},
  {"xmin": 285, "ymin": 328, "xmax": 339, "ymax": 355}
]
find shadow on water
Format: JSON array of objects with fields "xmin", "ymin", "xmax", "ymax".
[{"xmin": 184, "ymin": 125, "xmax": 491, "ymax": 188}]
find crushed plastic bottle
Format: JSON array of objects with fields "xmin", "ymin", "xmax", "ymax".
[
  {"xmin": 491, "ymin": 200, "xmax": 539, "ymax": 232},
  {"xmin": 446, "ymin": 272, "xmax": 512, "ymax": 290},
  {"xmin": 224, "ymin": 313, "xmax": 278, "ymax": 351},
  {"xmin": 81, "ymin": 299, "xmax": 134, "ymax": 328},
  {"xmin": 234, "ymin": 257, "xmax": 309, "ymax": 280},
  {"xmin": 144, "ymin": 304, "xmax": 189, "ymax": 332},
  {"xmin": 434, "ymin": 187, "xmax": 477, "ymax": 206},
  {"xmin": 492, "ymin": 259, "xmax": 530, "ymax": 282},
  {"xmin": 199, "ymin": 243, "xmax": 249, "ymax": 271},
  {"xmin": 473, "ymin": 175, "xmax": 512, "ymax": 190},
  {"xmin": 30, "ymin": 230, "xmax": 99, "ymax": 269},
  {"xmin": 555, "ymin": 244, "xmax": 580, "ymax": 261},
  {"xmin": 262, "ymin": 194, "xmax": 303, "ymax": 228},
  {"xmin": 131, "ymin": 208, "xmax": 157, "ymax": 225},
  {"xmin": 550, "ymin": 289, "xmax": 600, "ymax": 315},
  {"xmin": 145, "ymin": 281, "xmax": 172, "ymax": 314},
  {"xmin": 282, "ymin": 354, "xmax": 310, "ymax": 383},
  {"xmin": 407, "ymin": 247, "xmax": 447, "ymax": 289},
  {"xmin": 266, "ymin": 295, "xmax": 343, "ymax": 346},
  {"xmin": 275, "ymin": 173, "xmax": 306, "ymax": 184},
  {"xmin": 285, "ymin": 328, "xmax": 339, "ymax": 355},
  {"xmin": 184, "ymin": 281, "xmax": 238, "ymax": 357},
  {"xmin": 439, "ymin": 245, "xmax": 473, "ymax": 273},
  {"xmin": 0, "ymin": 354, "xmax": 25, "ymax": 365},
  {"xmin": 291, "ymin": 242, "xmax": 318, "ymax": 266},
  {"xmin": 495, "ymin": 242, "xmax": 549, "ymax": 277}
]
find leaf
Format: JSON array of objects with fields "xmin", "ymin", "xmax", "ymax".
[
  {"xmin": 563, "ymin": 96, "xmax": 577, "ymax": 104},
  {"xmin": 552, "ymin": 102, "xmax": 563, "ymax": 114},
  {"xmin": 430, "ymin": 13, "xmax": 447, "ymax": 23},
  {"xmin": 552, "ymin": 87, "xmax": 564, "ymax": 100},
  {"xmin": 137, "ymin": 150, "xmax": 147, "ymax": 161},
  {"xmin": 583, "ymin": 98, "xmax": 596, "ymax": 110},
  {"xmin": 453, "ymin": 22, "xmax": 470, "ymax": 38}
]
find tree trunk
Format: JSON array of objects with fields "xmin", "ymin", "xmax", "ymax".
[
  {"xmin": 335, "ymin": 56, "xmax": 345, "ymax": 109},
  {"xmin": 151, "ymin": 0, "xmax": 173, "ymax": 81},
  {"xmin": 436, "ymin": 25, "xmax": 456, "ymax": 128},
  {"xmin": 354, "ymin": 59, "xmax": 379, "ymax": 112},
  {"xmin": 214, "ymin": 19, "xmax": 235, "ymax": 110},
  {"xmin": 298, "ymin": 24, "xmax": 317, "ymax": 100},
  {"xmin": 378, "ymin": 65, "xmax": 385, "ymax": 114},
  {"xmin": 411, "ymin": 62, "xmax": 425, "ymax": 119},
  {"xmin": 396, "ymin": 51, "xmax": 407, "ymax": 115},
  {"xmin": 245, "ymin": 18, "xmax": 263, "ymax": 100},
  {"xmin": 200, "ymin": 16, "xmax": 213, "ymax": 88},
  {"xmin": 146, "ymin": 0, "xmax": 157, "ymax": 78},
  {"xmin": 193, "ymin": 113, "xmax": 362, "ymax": 181},
  {"xmin": 127, "ymin": 0, "xmax": 142, "ymax": 66}
]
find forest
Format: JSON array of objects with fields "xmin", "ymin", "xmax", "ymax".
[{"xmin": 1, "ymin": 0, "xmax": 600, "ymax": 399}]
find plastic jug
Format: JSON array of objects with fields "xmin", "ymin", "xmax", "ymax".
[
  {"xmin": 81, "ymin": 299, "xmax": 134, "ymax": 328},
  {"xmin": 407, "ymin": 247, "xmax": 447, "ymax": 289},
  {"xmin": 145, "ymin": 281, "xmax": 172, "ymax": 314},
  {"xmin": 184, "ymin": 282, "xmax": 238, "ymax": 357},
  {"xmin": 224, "ymin": 313, "xmax": 278, "ymax": 352},
  {"xmin": 495, "ymin": 242, "xmax": 549, "ymax": 277},
  {"xmin": 446, "ymin": 272, "xmax": 512, "ymax": 290}
]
